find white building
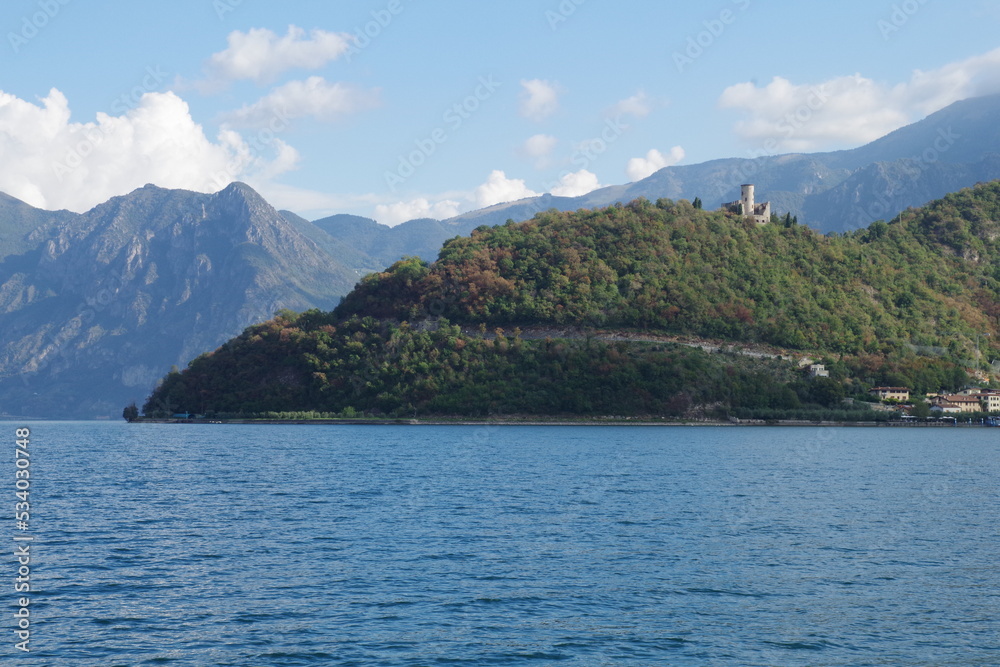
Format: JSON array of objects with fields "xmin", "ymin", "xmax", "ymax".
[{"xmin": 808, "ymin": 364, "xmax": 830, "ymax": 378}]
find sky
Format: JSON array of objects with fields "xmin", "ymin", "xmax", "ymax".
[{"xmin": 2, "ymin": 0, "xmax": 1000, "ymax": 225}]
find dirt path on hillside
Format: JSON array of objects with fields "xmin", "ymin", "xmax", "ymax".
[{"xmin": 454, "ymin": 324, "xmax": 805, "ymax": 363}]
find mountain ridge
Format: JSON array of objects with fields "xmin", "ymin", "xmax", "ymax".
[
  {"xmin": 363, "ymin": 93, "xmax": 1000, "ymax": 249},
  {"xmin": 0, "ymin": 182, "xmax": 360, "ymax": 418}
]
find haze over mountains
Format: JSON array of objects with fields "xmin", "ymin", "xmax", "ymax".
[
  {"xmin": 300, "ymin": 94, "xmax": 1000, "ymax": 266},
  {"xmin": 2, "ymin": 94, "xmax": 1000, "ymax": 418}
]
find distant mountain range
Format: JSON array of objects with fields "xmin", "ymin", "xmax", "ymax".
[
  {"xmin": 346, "ymin": 92, "xmax": 1000, "ymax": 258},
  {"xmin": 2, "ymin": 93, "xmax": 1000, "ymax": 417}
]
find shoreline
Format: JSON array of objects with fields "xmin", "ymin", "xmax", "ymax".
[{"xmin": 131, "ymin": 417, "xmax": 995, "ymax": 428}]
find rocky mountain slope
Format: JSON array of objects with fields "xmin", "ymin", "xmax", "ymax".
[{"xmin": 0, "ymin": 183, "xmax": 360, "ymax": 418}]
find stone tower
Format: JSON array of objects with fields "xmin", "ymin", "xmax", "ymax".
[
  {"xmin": 723, "ymin": 184, "xmax": 770, "ymax": 224},
  {"xmin": 741, "ymin": 184, "xmax": 755, "ymax": 217}
]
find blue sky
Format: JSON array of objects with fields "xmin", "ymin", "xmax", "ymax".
[{"xmin": 2, "ymin": 0, "xmax": 1000, "ymax": 224}]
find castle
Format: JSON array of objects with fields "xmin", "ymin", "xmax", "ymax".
[{"xmin": 723, "ymin": 184, "xmax": 771, "ymax": 224}]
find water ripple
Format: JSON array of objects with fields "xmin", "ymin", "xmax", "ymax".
[{"xmin": 15, "ymin": 422, "xmax": 1000, "ymax": 665}]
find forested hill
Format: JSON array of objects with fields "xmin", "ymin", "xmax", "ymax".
[
  {"xmin": 143, "ymin": 182, "xmax": 1000, "ymax": 419},
  {"xmin": 336, "ymin": 184, "xmax": 1000, "ymax": 356}
]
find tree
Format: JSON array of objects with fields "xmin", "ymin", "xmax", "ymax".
[
  {"xmin": 122, "ymin": 402, "xmax": 140, "ymax": 422},
  {"xmin": 693, "ymin": 197, "xmax": 703, "ymax": 210},
  {"xmin": 808, "ymin": 378, "xmax": 846, "ymax": 407},
  {"xmin": 910, "ymin": 398, "xmax": 931, "ymax": 419}
]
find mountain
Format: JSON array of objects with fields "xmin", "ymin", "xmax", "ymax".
[
  {"xmin": 144, "ymin": 182, "xmax": 1000, "ymax": 420},
  {"xmin": 354, "ymin": 93, "xmax": 1000, "ymax": 257},
  {"xmin": 0, "ymin": 192, "xmax": 76, "ymax": 259},
  {"xmin": 278, "ymin": 210, "xmax": 384, "ymax": 275},
  {"xmin": 8, "ymin": 94, "xmax": 1000, "ymax": 418},
  {"xmin": 0, "ymin": 183, "xmax": 361, "ymax": 418},
  {"xmin": 309, "ymin": 213, "xmax": 458, "ymax": 268}
]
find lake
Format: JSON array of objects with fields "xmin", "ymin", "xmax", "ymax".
[{"xmin": 7, "ymin": 422, "xmax": 999, "ymax": 665}]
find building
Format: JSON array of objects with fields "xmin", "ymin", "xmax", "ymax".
[
  {"xmin": 869, "ymin": 386, "xmax": 911, "ymax": 402},
  {"xmin": 960, "ymin": 390, "xmax": 1000, "ymax": 413},
  {"xmin": 808, "ymin": 364, "xmax": 830, "ymax": 378},
  {"xmin": 723, "ymin": 184, "xmax": 771, "ymax": 224},
  {"xmin": 931, "ymin": 394, "xmax": 982, "ymax": 413},
  {"xmin": 929, "ymin": 401, "xmax": 962, "ymax": 415}
]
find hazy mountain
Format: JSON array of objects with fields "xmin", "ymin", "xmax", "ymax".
[
  {"xmin": 0, "ymin": 183, "xmax": 359, "ymax": 418},
  {"xmin": 802, "ymin": 154, "xmax": 1000, "ymax": 229},
  {"xmin": 0, "ymin": 192, "xmax": 76, "ymax": 259},
  {"xmin": 310, "ymin": 213, "xmax": 460, "ymax": 268},
  {"xmin": 401, "ymin": 93, "xmax": 1000, "ymax": 242},
  {"xmin": 278, "ymin": 210, "xmax": 383, "ymax": 275},
  {"xmin": 250, "ymin": 94, "xmax": 1000, "ymax": 272}
]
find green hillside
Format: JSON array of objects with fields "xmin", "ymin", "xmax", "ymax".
[
  {"xmin": 143, "ymin": 183, "xmax": 1000, "ymax": 419},
  {"xmin": 337, "ymin": 191, "xmax": 999, "ymax": 355}
]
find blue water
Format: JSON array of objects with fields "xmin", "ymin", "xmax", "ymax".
[{"xmin": 7, "ymin": 422, "xmax": 1000, "ymax": 665}]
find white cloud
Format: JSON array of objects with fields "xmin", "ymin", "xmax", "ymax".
[
  {"xmin": 626, "ymin": 147, "xmax": 685, "ymax": 181},
  {"xmin": 373, "ymin": 170, "xmax": 544, "ymax": 226},
  {"xmin": 609, "ymin": 90, "xmax": 653, "ymax": 119},
  {"xmin": 254, "ymin": 182, "xmax": 380, "ymax": 218},
  {"xmin": 221, "ymin": 77, "xmax": 380, "ymax": 127},
  {"xmin": 374, "ymin": 198, "xmax": 461, "ymax": 226},
  {"xmin": 201, "ymin": 26, "xmax": 353, "ymax": 88},
  {"xmin": 474, "ymin": 170, "xmax": 539, "ymax": 208},
  {"xmin": 0, "ymin": 88, "xmax": 297, "ymax": 212},
  {"xmin": 520, "ymin": 133, "xmax": 558, "ymax": 168},
  {"xmin": 718, "ymin": 47, "xmax": 1000, "ymax": 151},
  {"xmin": 550, "ymin": 169, "xmax": 601, "ymax": 197},
  {"xmin": 519, "ymin": 79, "xmax": 560, "ymax": 122}
]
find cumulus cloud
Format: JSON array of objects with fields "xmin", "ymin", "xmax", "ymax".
[
  {"xmin": 609, "ymin": 90, "xmax": 653, "ymax": 119},
  {"xmin": 474, "ymin": 170, "xmax": 539, "ymax": 208},
  {"xmin": 520, "ymin": 134, "xmax": 558, "ymax": 168},
  {"xmin": 221, "ymin": 77, "xmax": 380, "ymax": 127},
  {"xmin": 0, "ymin": 88, "xmax": 296, "ymax": 212},
  {"xmin": 519, "ymin": 79, "xmax": 560, "ymax": 122},
  {"xmin": 626, "ymin": 147, "xmax": 685, "ymax": 181},
  {"xmin": 255, "ymin": 183, "xmax": 379, "ymax": 218},
  {"xmin": 718, "ymin": 47, "xmax": 1000, "ymax": 151},
  {"xmin": 550, "ymin": 170, "xmax": 601, "ymax": 197},
  {"xmin": 374, "ymin": 198, "xmax": 461, "ymax": 226},
  {"xmin": 375, "ymin": 170, "xmax": 547, "ymax": 225},
  {"xmin": 201, "ymin": 26, "xmax": 353, "ymax": 88}
]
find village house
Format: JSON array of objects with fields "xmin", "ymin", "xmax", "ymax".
[
  {"xmin": 807, "ymin": 364, "xmax": 830, "ymax": 378},
  {"xmin": 931, "ymin": 394, "xmax": 982, "ymax": 413},
  {"xmin": 929, "ymin": 400, "xmax": 962, "ymax": 415},
  {"xmin": 869, "ymin": 386, "xmax": 911, "ymax": 402}
]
